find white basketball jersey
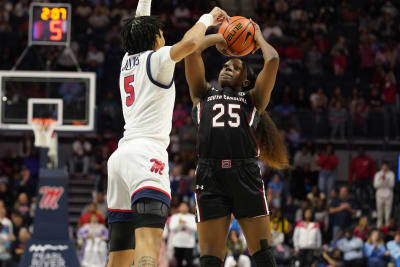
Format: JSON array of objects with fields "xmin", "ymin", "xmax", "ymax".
[{"xmin": 118, "ymin": 46, "xmax": 176, "ymax": 149}]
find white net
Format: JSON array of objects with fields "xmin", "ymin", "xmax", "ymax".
[{"xmin": 32, "ymin": 119, "xmax": 58, "ymax": 168}]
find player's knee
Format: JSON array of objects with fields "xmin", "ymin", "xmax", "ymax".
[
  {"xmin": 200, "ymin": 255, "xmax": 223, "ymax": 267},
  {"xmin": 131, "ymin": 198, "xmax": 169, "ymax": 229},
  {"xmin": 251, "ymin": 239, "xmax": 276, "ymax": 267},
  {"xmin": 199, "ymin": 242, "xmax": 227, "ymax": 259},
  {"xmin": 109, "ymin": 222, "xmax": 135, "ymax": 251}
]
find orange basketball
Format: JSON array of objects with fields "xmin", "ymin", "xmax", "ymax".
[{"xmin": 218, "ymin": 16, "xmax": 256, "ymax": 57}]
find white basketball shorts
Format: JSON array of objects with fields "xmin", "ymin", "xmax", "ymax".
[{"xmin": 107, "ymin": 139, "xmax": 171, "ymax": 223}]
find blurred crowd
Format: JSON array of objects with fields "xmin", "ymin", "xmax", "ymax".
[
  {"xmin": 0, "ymin": 129, "xmax": 399, "ymax": 267},
  {"xmin": 0, "ymin": 0, "xmax": 399, "ymax": 266},
  {"xmin": 0, "ymin": 0, "xmax": 399, "ymax": 140}
]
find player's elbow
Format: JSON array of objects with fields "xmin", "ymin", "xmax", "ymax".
[{"xmin": 182, "ymin": 38, "xmax": 198, "ymax": 54}]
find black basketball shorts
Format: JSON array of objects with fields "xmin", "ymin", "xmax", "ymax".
[{"xmin": 194, "ymin": 158, "xmax": 270, "ymax": 222}]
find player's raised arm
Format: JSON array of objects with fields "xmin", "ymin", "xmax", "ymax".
[
  {"xmin": 249, "ymin": 20, "xmax": 279, "ymax": 113},
  {"xmin": 170, "ymin": 7, "xmax": 228, "ymax": 63},
  {"xmin": 185, "ymin": 34, "xmax": 227, "ymax": 104},
  {"xmin": 136, "ymin": 0, "xmax": 151, "ymax": 16}
]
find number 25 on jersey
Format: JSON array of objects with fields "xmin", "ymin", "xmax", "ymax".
[
  {"xmin": 124, "ymin": 75, "xmax": 135, "ymax": 107},
  {"xmin": 212, "ymin": 103, "xmax": 241, "ymax": 128}
]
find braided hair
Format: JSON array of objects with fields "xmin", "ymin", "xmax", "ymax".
[
  {"xmin": 241, "ymin": 59, "xmax": 289, "ymax": 170},
  {"xmin": 121, "ymin": 15, "xmax": 163, "ymax": 55}
]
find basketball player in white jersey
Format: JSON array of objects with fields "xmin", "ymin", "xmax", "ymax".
[{"xmin": 106, "ymin": 1, "xmax": 228, "ymax": 266}]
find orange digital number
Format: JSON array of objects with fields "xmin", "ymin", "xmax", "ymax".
[
  {"xmin": 41, "ymin": 7, "xmax": 50, "ymax": 21},
  {"xmin": 60, "ymin": 8, "xmax": 67, "ymax": 20},
  {"xmin": 49, "ymin": 20, "xmax": 62, "ymax": 41},
  {"xmin": 51, "ymin": 8, "xmax": 60, "ymax": 20}
]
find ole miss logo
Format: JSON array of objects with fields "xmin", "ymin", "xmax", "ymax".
[
  {"xmin": 150, "ymin": 158, "xmax": 165, "ymax": 175},
  {"xmin": 39, "ymin": 186, "xmax": 64, "ymax": 210}
]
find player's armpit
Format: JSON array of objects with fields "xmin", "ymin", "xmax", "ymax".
[{"xmin": 184, "ymin": 51, "xmax": 209, "ymax": 105}]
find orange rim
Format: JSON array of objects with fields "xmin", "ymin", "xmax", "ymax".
[{"xmin": 32, "ymin": 118, "xmax": 57, "ymax": 130}]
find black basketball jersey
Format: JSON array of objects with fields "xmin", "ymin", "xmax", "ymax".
[{"xmin": 192, "ymin": 87, "xmax": 261, "ymax": 159}]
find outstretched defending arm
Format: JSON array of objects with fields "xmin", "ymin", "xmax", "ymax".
[
  {"xmin": 170, "ymin": 7, "xmax": 228, "ymax": 63},
  {"xmin": 185, "ymin": 34, "xmax": 227, "ymax": 104},
  {"xmin": 249, "ymin": 20, "xmax": 279, "ymax": 113},
  {"xmin": 136, "ymin": 0, "xmax": 151, "ymax": 16}
]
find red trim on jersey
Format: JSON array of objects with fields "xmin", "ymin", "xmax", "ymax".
[
  {"xmin": 131, "ymin": 186, "xmax": 171, "ymax": 200},
  {"xmin": 248, "ymin": 107, "xmax": 255, "ymax": 124},
  {"xmin": 195, "ymin": 189, "xmax": 202, "ymax": 222},
  {"xmin": 107, "ymin": 208, "xmax": 132, "ymax": 213},
  {"xmin": 260, "ymin": 180, "xmax": 267, "ymax": 214},
  {"xmin": 249, "ymin": 126, "xmax": 260, "ymax": 157},
  {"xmin": 198, "ymin": 101, "xmax": 203, "ymax": 131},
  {"xmin": 196, "ymin": 101, "xmax": 203, "ymax": 153}
]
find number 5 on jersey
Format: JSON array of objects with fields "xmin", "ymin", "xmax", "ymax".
[{"xmin": 124, "ymin": 75, "xmax": 135, "ymax": 107}]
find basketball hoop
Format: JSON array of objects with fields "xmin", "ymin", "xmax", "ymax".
[{"xmin": 31, "ymin": 118, "xmax": 58, "ymax": 168}]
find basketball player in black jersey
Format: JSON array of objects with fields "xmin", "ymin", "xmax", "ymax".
[{"xmin": 184, "ymin": 20, "xmax": 289, "ymax": 267}]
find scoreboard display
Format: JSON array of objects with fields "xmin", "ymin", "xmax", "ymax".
[{"xmin": 29, "ymin": 3, "xmax": 71, "ymax": 46}]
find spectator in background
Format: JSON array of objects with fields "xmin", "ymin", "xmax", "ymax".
[
  {"xmin": 319, "ymin": 249, "xmax": 344, "ymax": 267},
  {"xmin": 310, "ymin": 87, "xmax": 328, "ymax": 111},
  {"xmin": 0, "ymin": 183, "xmax": 11, "ymax": 208},
  {"xmin": 317, "ymin": 144, "xmax": 338, "ymax": 198},
  {"xmin": 293, "ymin": 209, "xmax": 322, "ymax": 267},
  {"xmin": 268, "ymin": 173, "xmax": 284, "ymax": 208},
  {"xmin": 329, "ymin": 101, "xmax": 347, "ymax": 139},
  {"xmin": 295, "ymin": 200, "xmax": 312, "ymax": 223},
  {"xmin": 348, "ymin": 149, "xmax": 376, "ymax": 208},
  {"xmin": 77, "ymin": 214, "xmax": 108, "ymax": 267},
  {"xmin": 310, "ymin": 88, "xmax": 328, "ymax": 136},
  {"xmin": 70, "ymin": 135, "xmax": 92, "ymax": 174},
  {"xmin": 78, "ymin": 203, "xmax": 105, "ymax": 227},
  {"xmin": 0, "ymin": 206, "xmax": 12, "ymax": 237},
  {"xmin": 329, "ymin": 186, "xmax": 356, "ymax": 238},
  {"xmin": 381, "ymin": 218, "xmax": 400, "ymax": 243},
  {"xmin": 382, "ymin": 71, "xmax": 398, "ymax": 139},
  {"xmin": 353, "ymin": 216, "xmax": 370, "ymax": 242},
  {"xmin": 11, "ymin": 227, "xmax": 30, "ymax": 265},
  {"xmin": 364, "ymin": 229, "xmax": 389, "ymax": 267},
  {"xmin": 225, "ymin": 228, "xmax": 251, "ymax": 267},
  {"xmin": 293, "ymin": 145, "xmax": 313, "ymax": 195},
  {"xmin": 94, "ymin": 192, "xmax": 107, "ymax": 218},
  {"xmin": 368, "ymin": 86, "xmax": 383, "ymax": 112},
  {"xmin": 270, "ymin": 221, "xmax": 291, "ymax": 264},
  {"xmin": 313, "ymin": 198, "xmax": 329, "ymax": 235},
  {"xmin": 10, "ymin": 211, "xmax": 25, "ymax": 238},
  {"xmin": 305, "ymin": 45, "xmax": 323, "ymax": 77},
  {"xmin": 332, "ymin": 49, "xmax": 348, "ymax": 76},
  {"xmin": 88, "ymin": 4, "xmax": 110, "ymax": 30},
  {"xmin": 374, "ymin": 162, "xmax": 395, "ymax": 227},
  {"xmin": 13, "ymin": 166, "xmax": 35, "ymax": 198},
  {"xmin": 330, "ymin": 87, "xmax": 346, "ymax": 108},
  {"xmin": 13, "ymin": 193, "xmax": 30, "ymax": 224},
  {"xmin": 169, "ymin": 202, "xmax": 196, "ymax": 267},
  {"xmin": 0, "ymin": 222, "xmax": 11, "ymax": 266},
  {"xmin": 262, "ymin": 16, "xmax": 283, "ymax": 41},
  {"xmin": 179, "ymin": 116, "xmax": 196, "ymax": 155},
  {"xmin": 86, "ymin": 44, "xmax": 105, "ymax": 72},
  {"xmin": 337, "ymin": 228, "xmax": 365, "ymax": 267},
  {"xmin": 172, "ymin": 103, "xmax": 187, "ymax": 129},
  {"xmin": 270, "ymin": 209, "xmax": 291, "ymax": 234},
  {"xmin": 294, "ymin": 87, "xmax": 309, "ymax": 110},
  {"xmin": 387, "ymin": 231, "xmax": 400, "ymax": 267}
]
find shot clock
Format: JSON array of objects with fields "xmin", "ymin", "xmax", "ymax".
[{"xmin": 29, "ymin": 3, "xmax": 71, "ymax": 46}]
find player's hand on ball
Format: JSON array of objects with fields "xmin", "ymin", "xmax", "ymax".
[
  {"xmin": 209, "ymin": 7, "xmax": 229, "ymax": 26},
  {"xmin": 215, "ymin": 34, "xmax": 230, "ymax": 56},
  {"xmin": 250, "ymin": 19, "xmax": 262, "ymax": 54}
]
